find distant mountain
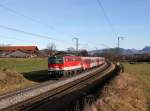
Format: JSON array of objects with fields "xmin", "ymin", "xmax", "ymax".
[
  {"xmin": 141, "ymin": 46, "xmax": 150, "ymax": 52},
  {"xmin": 89, "ymin": 48, "xmax": 139, "ymax": 55},
  {"xmin": 89, "ymin": 46, "xmax": 150, "ymax": 55},
  {"xmin": 89, "ymin": 49, "xmax": 103, "ymax": 55},
  {"xmin": 121, "ymin": 48, "xmax": 140, "ymax": 55}
]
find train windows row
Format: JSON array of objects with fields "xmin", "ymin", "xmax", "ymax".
[
  {"xmin": 64, "ymin": 58, "xmax": 81, "ymax": 62},
  {"xmin": 64, "ymin": 57, "xmax": 104, "ymax": 63}
]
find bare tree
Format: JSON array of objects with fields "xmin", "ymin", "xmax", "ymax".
[
  {"xmin": 46, "ymin": 43, "xmax": 56, "ymax": 56},
  {"xmin": 79, "ymin": 50, "xmax": 89, "ymax": 56}
]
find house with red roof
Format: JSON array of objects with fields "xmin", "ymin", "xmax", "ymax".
[{"xmin": 0, "ymin": 46, "xmax": 39, "ymax": 57}]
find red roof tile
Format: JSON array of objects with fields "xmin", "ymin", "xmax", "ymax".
[{"xmin": 0, "ymin": 46, "xmax": 39, "ymax": 54}]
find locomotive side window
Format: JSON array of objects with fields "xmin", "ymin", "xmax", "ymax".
[{"xmin": 65, "ymin": 58, "xmax": 68, "ymax": 62}]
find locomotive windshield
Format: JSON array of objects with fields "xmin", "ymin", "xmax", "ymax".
[{"xmin": 48, "ymin": 56, "xmax": 63, "ymax": 64}]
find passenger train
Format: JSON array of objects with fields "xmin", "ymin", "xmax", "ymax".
[{"xmin": 48, "ymin": 55, "xmax": 105, "ymax": 77}]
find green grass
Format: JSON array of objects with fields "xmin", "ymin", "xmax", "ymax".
[
  {"xmin": 123, "ymin": 62, "xmax": 150, "ymax": 101},
  {"xmin": 0, "ymin": 58, "xmax": 47, "ymax": 73},
  {"xmin": 0, "ymin": 58, "xmax": 49, "ymax": 94}
]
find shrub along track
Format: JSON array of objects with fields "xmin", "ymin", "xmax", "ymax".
[{"xmin": 0, "ymin": 62, "xmax": 120, "ymax": 111}]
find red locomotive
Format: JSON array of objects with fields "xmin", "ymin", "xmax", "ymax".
[{"xmin": 48, "ymin": 55, "xmax": 105, "ymax": 77}]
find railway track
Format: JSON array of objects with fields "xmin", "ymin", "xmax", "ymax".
[{"xmin": 0, "ymin": 62, "xmax": 120, "ymax": 111}]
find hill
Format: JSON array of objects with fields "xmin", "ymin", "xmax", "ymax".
[{"xmin": 89, "ymin": 46, "xmax": 150, "ymax": 55}]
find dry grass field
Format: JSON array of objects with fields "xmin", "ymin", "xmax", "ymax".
[
  {"xmin": 124, "ymin": 63, "xmax": 150, "ymax": 102},
  {"xmin": 83, "ymin": 63, "xmax": 150, "ymax": 111},
  {"xmin": 0, "ymin": 69, "xmax": 35, "ymax": 95}
]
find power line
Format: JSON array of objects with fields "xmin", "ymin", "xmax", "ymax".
[
  {"xmin": 0, "ymin": 34, "xmax": 36, "ymax": 43},
  {"xmin": 0, "ymin": 25, "xmax": 73, "ymax": 45},
  {"xmin": 96, "ymin": 0, "xmax": 118, "ymax": 38},
  {"xmin": 0, "ymin": 3, "xmax": 103, "ymax": 48},
  {"xmin": 0, "ymin": 25, "xmax": 53, "ymax": 39},
  {"xmin": 0, "ymin": 4, "xmax": 54, "ymax": 29},
  {"xmin": 0, "ymin": 3, "xmax": 77, "ymax": 39},
  {"xmin": 0, "ymin": 3, "xmax": 108, "ymax": 50},
  {"xmin": 0, "ymin": 3, "xmax": 82, "ymax": 46}
]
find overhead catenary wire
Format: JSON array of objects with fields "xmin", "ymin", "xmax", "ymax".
[
  {"xmin": 0, "ymin": 2, "xmax": 108, "ymax": 50},
  {"xmin": 0, "ymin": 34, "xmax": 36, "ymax": 43},
  {"xmin": 0, "ymin": 3, "xmax": 104, "ymax": 49},
  {"xmin": 71, "ymin": 0, "xmax": 120, "ymax": 50},
  {"xmin": 0, "ymin": 4, "xmax": 54, "ymax": 29},
  {"xmin": 0, "ymin": 24, "xmax": 73, "ymax": 45},
  {"xmin": 96, "ymin": 0, "xmax": 118, "ymax": 38},
  {"xmin": 0, "ymin": 3, "xmax": 79, "ymax": 46},
  {"xmin": 0, "ymin": 3, "xmax": 76, "ymax": 39}
]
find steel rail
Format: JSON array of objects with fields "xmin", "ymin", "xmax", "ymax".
[{"xmin": 28, "ymin": 62, "xmax": 115, "ymax": 111}]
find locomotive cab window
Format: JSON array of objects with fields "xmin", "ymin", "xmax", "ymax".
[{"xmin": 48, "ymin": 56, "xmax": 63, "ymax": 64}]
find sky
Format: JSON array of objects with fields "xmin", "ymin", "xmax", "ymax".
[{"xmin": 0, "ymin": 0, "xmax": 149, "ymax": 50}]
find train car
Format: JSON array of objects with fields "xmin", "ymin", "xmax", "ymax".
[
  {"xmin": 81, "ymin": 57, "xmax": 105, "ymax": 70},
  {"xmin": 48, "ymin": 55, "xmax": 105, "ymax": 77},
  {"xmin": 80, "ymin": 57, "xmax": 91, "ymax": 70},
  {"xmin": 48, "ymin": 55, "xmax": 82, "ymax": 77},
  {"xmin": 95, "ymin": 57, "xmax": 105, "ymax": 66}
]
